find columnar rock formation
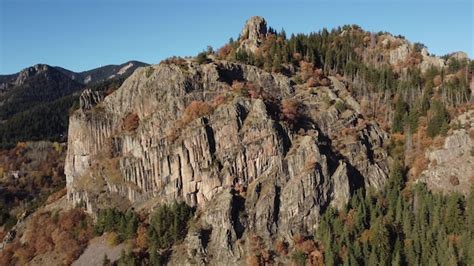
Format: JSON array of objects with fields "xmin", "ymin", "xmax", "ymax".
[{"xmin": 65, "ymin": 59, "xmax": 389, "ymax": 263}]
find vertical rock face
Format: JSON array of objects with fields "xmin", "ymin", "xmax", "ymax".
[
  {"xmin": 389, "ymin": 43, "xmax": 410, "ymax": 65},
  {"xmin": 65, "ymin": 58, "xmax": 389, "ymax": 262},
  {"xmin": 239, "ymin": 16, "xmax": 268, "ymax": 53},
  {"xmin": 330, "ymin": 161, "xmax": 350, "ymax": 210}
]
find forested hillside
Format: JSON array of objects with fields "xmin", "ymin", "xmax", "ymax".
[{"xmin": 212, "ymin": 21, "xmax": 472, "ymax": 179}]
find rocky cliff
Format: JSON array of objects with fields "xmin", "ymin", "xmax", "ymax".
[
  {"xmin": 64, "ymin": 18, "xmax": 393, "ymax": 264},
  {"xmin": 65, "ymin": 58, "xmax": 390, "ymax": 263},
  {"xmin": 239, "ymin": 16, "xmax": 268, "ymax": 53},
  {"xmin": 418, "ymin": 110, "xmax": 474, "ymax": 195}
]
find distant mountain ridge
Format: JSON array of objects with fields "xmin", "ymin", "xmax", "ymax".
[
  {"xmin": 0, "ymin": 65, "xmax": 83, "ymax": 120},
  {"xmin": 0, "ymin": 60, "xmax": 149, "ymax": 148},
  {"xmin": 0, "ymin": 60, "xmax": 149, "ymax": 90},
  {"xmin": 55, "ymin": 60, "xmax": 149, "ymax": 85}
]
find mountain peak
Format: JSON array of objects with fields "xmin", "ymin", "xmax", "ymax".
[
  {"xmin": 14, "ymin": 64, "xmax": 53, "ymax": 86},
  {"xmin": 21, "ymin": 64, "xmax": 51, "ymax": 75}
]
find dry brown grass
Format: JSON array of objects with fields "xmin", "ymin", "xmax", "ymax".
[
  {"xmin": 182, "ymin": 101, "xmax": 214, "ymax": 125},
  {"xmin": 234, "ymin": 183, "xmax": 247, "ymax": 198},
  {"xmin": 46, "ymin": 187, "xmax": 67, "ymax": 204},
  {"xmin": 212, "ymin": 94, "xmax": 229, "ymax": 106},
  {"xmin": 359, "ymin": 229, "xmax": 372, "ymax": 243},
  {"xmin": 299, "ymin": 240, "xmax": 316, "ymax": 254},
  {"xmin": 410, "ymin": 155, "xmax": 429, "ymax": 178},
  {"xmin": 249, "ymin": 234, "xmax": 265, "ymax": 252}
]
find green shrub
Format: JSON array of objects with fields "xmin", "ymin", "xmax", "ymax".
[
  {"xmin": 146, "ymin": 202, "xmax": 193, "ymax": 265},
  {"xmin": 147, "ymin": 201, "xmax": 193, "ymax": 250},
  {"xmin": 316, "ymin": 172, "xmax": 474, "ymax": 266},
  {"xmin": 427, "ymin": 100, "xmax": 449, "ymax": 138},
  {"xmin": 94, "ymin": 208, "xmax": 139, "ymax": 242},
  {"xmin": 196, "ymin": 51, "xmax": 210, "ymax": 64}
]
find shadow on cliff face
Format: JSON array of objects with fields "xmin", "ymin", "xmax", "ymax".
[
  {"xmin": 216, "ymin": 64, "xmax": 245, "ymax": 85},
  {"xmin": 203, "ymin": 118, "xmax": 216, "ymax": 155},
  {"xmin": 200, "ymin": 228, "xmax": 212, "ymax": 250},
  {"xmin": 346, "ymin": 164, "xmax": 366, "ymax": 195},
  {"xmin": 230, "ymin": 190, "xmax": 246, "ymax": 240},
  {"xmin": 273, "ymin": 185, "xmax": 281, "ymax": 226},
  {"xmin": 316, "ymin": 129, "xmax": 366, "ymax": 196}
]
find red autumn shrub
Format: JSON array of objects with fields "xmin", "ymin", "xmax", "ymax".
[
  {"xmin": 275, "ymin": 240, "xmax": 289, "ymax": 255},
  {"xmin": 167, "ymin": 100, "xmax": 215, "ymax": 142},
  {"xmin": 217, "ymin": 44, "xmax": 233, "ymax": 59},
  {"xmin": 306, "ymin": 77, "xmax": 318, "ymax": 87},
  {"xmin": 182, "ymin": 101, "xmax": 214, "ymax": 125},
  {"xmin": 300, "ymin": 61, "xmax": 315, "ymax": 81},
  {"xmin": 281, "ymin": 99, "xmax": 301, "ymax": 126},
  {"xmin": 123, "ymin": 113, "xmax": 140, "ymax": 132}
]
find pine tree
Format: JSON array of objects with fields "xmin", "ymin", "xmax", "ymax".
[
  {"xmin": 368, "ymin": 250, "xmax": 378, "ymax": 266},
  {"xmin": 272, "ymin": 54, "xmax": 283, "ymax": 72},
  {"xmin": 324, "ymin": 246, "xmax": 336, "ymax": 266},
  {"xmin": 371, "ymin": 218, "xmax": 391, "ymax": 264},
  {"xmin": 427, "ymin": 100, "xmax": 449, "ymax": 137},
  {"xmin": 444, "ymin": 193, "xmax": 464, "ymax": 234},
  {"xmin": 392, "ymin": 97, "xmax": 407, "ymax": 133}
]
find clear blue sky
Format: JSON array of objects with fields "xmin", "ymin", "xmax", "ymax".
[{"xmin": 0, "ymin": 0, "xmax": 472, "ymax": 74}]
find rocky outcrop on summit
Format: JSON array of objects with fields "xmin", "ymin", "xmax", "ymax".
[
  {"xmin": 420, "ymin": 48, "xmax": 445, "ymax": 73},
  {"xmin": 449, "ymin": 51, "xmax": 469, "ymax": 61},
  {"xmin": 239, "ymin": 16, "xmax": 268, "ymax": 53},
  {"xmin": 375, "ymin": 34, "xmax": 448, "ymax": 73}
]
